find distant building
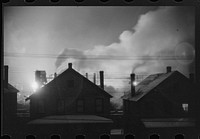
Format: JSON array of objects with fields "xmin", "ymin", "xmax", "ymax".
[
  {"xmin": 29, "ymin": 63, "xmax": 112, "ymax": 119},
  {"xmin": 35, "ymin": 70, "xmax": 47, "ymax": 88},
  {"xmin": 3, "ymin": 65, "xmax": 19, "ymax": 122},
  {"xmin": 122, "ymin": 66, "xmax": 197, "ymax": 118}
]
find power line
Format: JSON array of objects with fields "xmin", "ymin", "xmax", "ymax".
[
  {"xmin": 4, "ymin": 52, "xmax": 194, "ymax": 60},
  {"xmin": 9, "ymin": 71, "xmax": 148, "ymax": 76}
]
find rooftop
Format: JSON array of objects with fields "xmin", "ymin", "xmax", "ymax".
[
  {"xmin": 4, "ymin": 83, "xmax": 19, "ymax": 93},
  {"xmin": 122, "ymin": 71, "xmax": 177, "ymax": 101}
]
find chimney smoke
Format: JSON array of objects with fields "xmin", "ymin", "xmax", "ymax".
[
  {"xmin": 100, "ymin": 71, "xmax": 104, "ymax": 89},
  {"xmin": 131, "ymin": 73, "xmax": 135, "ymax": 97}
]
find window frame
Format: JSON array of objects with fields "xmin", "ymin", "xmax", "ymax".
[
  {"xmin": 95, "ymin": 98, "xmax": 104, "ymax": 113},
  {"xmin": 182, "ymin": 103, "xmax": 189, "ymax": 112},
  {"xmin": 37, "ymin": 99, "xmax": 45, "ymax": 114},
  {"xmin": 76, "ymin": 99, "xmax": 85, "ymax": 113},
  {"xmin": 57, "ymin": 99, "xmax": 65, "ymax": 114}
]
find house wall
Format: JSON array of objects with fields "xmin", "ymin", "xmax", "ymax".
[
  {"xmin": 30, "ymin": 70, "xmax": 110, "ymax": 119},
  {"xmin": 123, "ymin": 73, "xmax": 197, "ymax": 118},
  {"xmin": 3, "ymin": 92, "xmax": 17, "ymax": 121}
]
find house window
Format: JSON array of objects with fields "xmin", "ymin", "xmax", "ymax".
[
  {"xmin": 68, "ymin": 80, "xmax": 74, "ymax": 88},
  {"xmin": 57, "ymin": 99, "xmax": 65, "ymax": 113},
  {"xmin": 182, "ymin": 103, "xmax": 189, "ymax": 112},
  {"xmin": 77, "ymin": 99, "xmax": 84, "ymax": 113},
  {"xmin": 38, "ymin": 100, "xmax": 45, "ymax": 113},
  {"xmin": 95, "ymin": 98, "xmax": 103, "ymax": 113}
]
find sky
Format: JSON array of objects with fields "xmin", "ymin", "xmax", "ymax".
[{"xmin": 4, "ymin": 6, "xmax": 195, "ymax": 105}]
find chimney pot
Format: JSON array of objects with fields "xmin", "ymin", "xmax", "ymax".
[
  {"xmin": 131, "ymin": 73, "xmax": 135, "ymax": 97},
  {"xmin": 86, "ymin": 73, "xmax": 88, "ymax": 79},
  {"xmin": 166, "ymin": 66, "xmax": 171, "ymax": 73},
  {"xmin": 68, "ymin": 63, "xmax": 72, "ymax": 69},
  {"xmin": 100, "ymin": 71, "xmax": 104, "ymax": 89},
  {"xmin": 93, "ymin": 73, "xmax": 96, "ymax": 84},
  {"xmin": 54, "ymin": 73, "xmax": 57, "ymax": 78}
]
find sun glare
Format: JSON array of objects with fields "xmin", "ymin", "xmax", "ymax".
[{"xmin": 31, "ymin": 82, "xmax": 38, "ymax": 92}]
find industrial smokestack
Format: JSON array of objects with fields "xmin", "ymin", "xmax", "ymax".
[
  {"xmin": 166, "ymin": 66, "xmax": 172, "ymax": 73},
  {"xmin": 86, "ymin": 73, "xmax": 88, "ymax": 79},
  {"xmin": 99, "ymin": 71, "xmax": 104, "ymax": 89},
  {"xmin": 189, "ymin": 73, "xmax": 195, "ymax": 83},
  {"xmin": 93, "ymin": 73, "xmax": 96, "ymax": 84},
  {"xmin": 131, "ymin": 73, "xmax": 135, "ymax": 97},
  {"xmin": 4, "ymin": 65, "xmax": 8, "ymax": 88},
  {"xmin": 68, "ymin": 63, "xmax": 72, "ymax": 69}
]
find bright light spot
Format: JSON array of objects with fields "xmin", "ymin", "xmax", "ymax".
[
  {"xmin": 182, "ymin": 103, "xmax": 188, "ymax": 112},
  {"xmin": 31, "ymin": 82, "xmax": 38, "ymax": 92},
  {"xmin": 133, "ymin": 81, "xmax": 138, "ymax": 86}
]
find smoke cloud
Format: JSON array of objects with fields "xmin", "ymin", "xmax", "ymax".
[
  {"xmin": 55, "ymin": 7, "xmax": 195, "ymax": 107},
  {"xmin": 104, "ymin": 85, "xmax": 124, "ymax": 109},
  {"xmin": 55, "ymin": 48, "xmax": 87, "ymax": 72},
  {"xmin": 56, "ymin": 6, "xmax": 194, "ymax": 74}
]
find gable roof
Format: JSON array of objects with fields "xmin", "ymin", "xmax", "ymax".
[
  {"xmin": 4, "ymin": 83, "xmax": 19, "ymax": 93},
  {"xmin": 29, "ymin": 67, "xmax": 112, "ymax": 98},
  {"xmin": 122, "ymin": 71, "xmax": 183, "ymax": 101}
]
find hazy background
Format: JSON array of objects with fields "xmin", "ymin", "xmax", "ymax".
[{"xmin": 4, "ymin": 6, "xmax": 195, "ymax": 107}]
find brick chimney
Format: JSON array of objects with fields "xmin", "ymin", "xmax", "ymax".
[
  {"xmin": 68, "ymin": 63, "xmax": 72, "ymax": 69},
  {"xmin": 189, "ymin": 73, "xmax": 195, "ymax": 83},
  {"xmin": 99, "ymin": 71, "xmax": 104, "ymax": 89},
  {"xmin": 166, "ymin": 66, "xmax": 171, "ymax": 73},
  {"xmin": 131, "ymin": 73, "xmax": 135, "ymax": 97},
  {"xmin": 93, "ymin": 73, "xmax": 96, "ymax": 84},
  {"xmin": 4, "ymin": 65, "xmax": 8, "ymax": 88}
]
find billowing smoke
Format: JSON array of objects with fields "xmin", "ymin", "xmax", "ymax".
[
  {"xmin": 84, "ymin": 6, "xmax": 195, "ymax": 75},
  {"xmin": 104, "ymin": 85, "xmax": 123, "ymax": 109},
  {"xmin": 55, "ymin": 48, "xmax": 89, "ymax": 73},
  {"xmin": 55, "ymin": 7, "xmax": 195, "ymax": 107}
]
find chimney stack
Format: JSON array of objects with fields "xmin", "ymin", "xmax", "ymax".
[
  {"xmin": 131, "ymin": 73, "xmax": 135, "ymax": 97},
  {"xmin": 166, "ymin": 66, "xmax": 171, "ymax": 73},
  {"xmin": 54, "ymin": 73, "xmax": 57, "ymax": 78},
  {"xmin": 99, "ymin": 71, "xmax": 104, "ymax": 89},
  {"xmin": 4, "ymin": 65, "xmax": 8, "ymax": 88},
  {"xmin": 93, "ymin": 73, "xmax": 96, "ymax": 84},
  {"xmin": 189, "ymin": 73, "xmax": 195, "ymax": 83},
  {"xmin": 68, "ymin": 63, "xmax": 72, "ymax": 69},
  {"xmin": 86, "ymin": 73, "xmax": 88, "ymax": 79}
]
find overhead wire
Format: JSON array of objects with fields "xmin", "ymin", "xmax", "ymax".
[{"xmin": 4, "ymin": 52, "xmax": 193, "ymax": 60}]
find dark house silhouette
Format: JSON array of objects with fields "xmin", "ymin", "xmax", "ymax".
[
  {"xmin": 3, "ymin": 65, "xmax": 19, "ymax": 122},
  {"xmin": 27, "ymin": 63, "xmax": 113, "ymax": 136},
  {"xmin": 122, "ymin": 66, "xmax": 197, "ymax": 118},
  {"xmin": 29, "ymin": 63, "xmax": 112, "ymax": 119}
]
